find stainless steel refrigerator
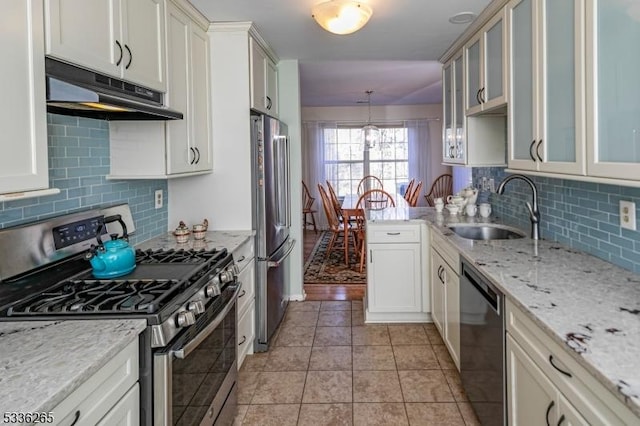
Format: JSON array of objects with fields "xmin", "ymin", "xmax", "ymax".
[{"xmin": 251, "ymin": 113, "xmax": 295, "ymax": 352}]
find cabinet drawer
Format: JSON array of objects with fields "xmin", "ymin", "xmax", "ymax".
[
  {"xmin": 431, "ymin": 229, "xmax": 459, "ymax": 273},
  {"xmin": 233, "ymin": 238, "xmax": 254, "ymax": 272},
  {"xmin": 506, "ymin": 300, "xmax": 637, "ymax": 425},
  {"xmin": 237, "ymin": 299, "xmax": 255, "ymax": 369},
  {"xmin": 52, "ymin": 338, "xmax": 139, "ymax": 425},
  {"xmin": 237, "ymin": 261, "xmax": 255, "ymax": 316},
  {"xmin": 367, "ymin": 225, "xmax": 420, "ymax": 243},
  {"xmin": 96, "ymin": 383, "xmax": 139, "ymax": 426}
]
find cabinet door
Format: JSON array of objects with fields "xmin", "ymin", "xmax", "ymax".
[
  {"xmin": 507, "ymin": 334, "xmax": 560, "ymax": 426},
  {"xmin": 442, "ymin": 61, "xmax": 455, "ymax": 163},
  {"xmin": 368, "ymin": 243, "xmax": 421, "ymax": 313},
  {"xmin": 122, "ymin": 0, "xmax": 165, "ymax": 91},
  {"xmin": 538, "ymin": 0, "xmax": 585, "ymax": 175},
  {"xmin": 165, "ymin": 3, "xmax": 192, "ymax": 175},
  {"xmin": 507, "ymin": 0, "xmax": 538, "ymax": 171},
  {"xmin": 250, "ymin": 37, "xmax": 267, "ymax": 114},
  {"xmin": 0, "ymin": 0, "xmax": 49, "ymax": 194},
  {"xmin": 266, "ymin": 59, "xmax": 278, "ymax": 116},
  {"xmin": 465, "ymin": 36, "xmax": 482, "ymax": 114},
  {"xmin": 557, "ymin": 393, "xmax": 589, "ymax": 426},
  {"xmin": 443, "ymin": 262, "xmax": 460, "ymax": 370},
  {"xmin": 190, "ymin": 22, "xmax": 212, "ymax": 171},
  {"xmin": 96, "ymin": 384, "xmax": 140, "ymax": 426},
  {"xmin": 586, "ymin": 0, "xmax": 640, "ymax": 179},
  {"xmin": 430, "ymin": 250, "xmax": 445, "ymax": 333},
  {"xmin": 44, "ymin": 0, "xmax": 122, "ymax": 78},
  {"xmin": 482, "ymin": 11, "xmax": 507, "ymax": 110},
  {"xmin": 453, "ymin": 55, "xmax": 465, "ymax": 162}
]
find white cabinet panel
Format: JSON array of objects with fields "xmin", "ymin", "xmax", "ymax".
[
  {"xmin": 250, "ymin": 37, "xmax": 278, "ymax": 117},
  {"xmin": 96, "ymin": 383, "xmax": 140, "ymax": 426},
  {"xmin": 0, "ymin": 0, "xmax": 49, "ymax": 195},
  {"xmin": 368, "ymin": 243, "xmax": 421, "ymax": 313},
  {"xmin": 45, "ymin": 0, "xmax": 166, "ymax": 91}
]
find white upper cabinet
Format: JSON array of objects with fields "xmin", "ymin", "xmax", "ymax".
[
  {"xmin": 442, "ymin": 51, "xmax": 506, "ymax": 167},
  {"xmin": 0, "ymin": 0, "xmax": 49, "ymax": 195},
  {"xmin": 108, "ymin": 1, "xmax": 211, "ymax": 179},
  {"xmin": 507, "ymin": 0, "xmax": 586, "ymax": 175},
  {"xmin": 45, "ymin": 0, "xmax": 166, "ymax": 92},
  {"xmin": 465, "ymin": 9, "xmax": 508, "ymax": 115},
  {"xmin": 250, "ymin": 37, "xmax": 278, "ymax": 117},
  {"xmin": 586, "ymin": 0, "xmax": 640, "ymax": 180}
]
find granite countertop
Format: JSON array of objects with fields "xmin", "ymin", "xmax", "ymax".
[
  {"xmin": 368, "ymin": 206, "xmax": 640, "ymax": 417},
  {"xmin": 0, "ymin": 319, "xmax": 146, "ymax": 414},
  {"xmin": 136, "ymin": 230, "xmax": 254, "ymax": 254}
]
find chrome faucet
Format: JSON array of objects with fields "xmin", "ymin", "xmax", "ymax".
[{"xmin": 496, "ymin": 174, "xmax": 540, "ymax": 240}]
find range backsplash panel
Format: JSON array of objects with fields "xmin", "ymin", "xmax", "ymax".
[{"xmin": 0, "ymin": 114, "xmax": 167, "ymax": 244}]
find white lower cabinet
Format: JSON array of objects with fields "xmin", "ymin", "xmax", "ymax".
[
  {"xmin": 234, "ymin": 238, "xmax": 255, "ymax": 369},
  {"xmin": 430, "ymin": 230, "xmax": 460, "ymax": 370},
  {"xmin": 365, "ymin": 223, "xmax": 430, "ymax": 323},
  {"xmin": 506, "ymin": 300, "xmax": 638, "ymax": 425},
  {"xmin": 52, "ymin": 339, "xmax": 139, "ymax": 425}
]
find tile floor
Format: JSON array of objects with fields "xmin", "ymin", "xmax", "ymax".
[{"xmin": 234, "ymin": 300, "xmax": 482, "ymax": 425}]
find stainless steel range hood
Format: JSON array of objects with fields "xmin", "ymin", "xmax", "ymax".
[{"xmin": 45, "ymin": 58, "xmax": 183, "ymax": 121}]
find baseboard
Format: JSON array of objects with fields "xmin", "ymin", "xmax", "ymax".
[{"xmin": 288, "ymin": 293, "xmax": 305, "ymax": 301}]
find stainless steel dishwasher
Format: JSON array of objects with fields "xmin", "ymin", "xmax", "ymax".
[{"xmin": 460, "ymin": 259, "xmax": 505, "ymax": 426}]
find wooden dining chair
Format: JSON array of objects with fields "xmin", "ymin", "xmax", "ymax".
[
  {"xmin": 325, "ymin": 180, "xmax": 343, "ymax": 221},
  {"xmin": 302, "ymin": 180, "xmax": 318, "ymax": 234},
  {"xmin": 352, "ymin": 208, "xmax": 367, "ymax": 273},
  {"xmin": 356, "ymin": 189, "xmax": 396, "ymax": 210},
  {"xmin": 408, "ymin": 181, "xmax": 423, "ymax": 207},
  {"xmin": 357, "ymin": 175, "xmax": 383, "ymax": 195},
  {"xmin": 424, "ymin": 174, "xmax": 453, "ymax": 207},
  {"xmin": 403, "ymin": 178, "xmax": 416, "ymax": 201},
  {"xmin": 318, "ymin": 184, "xmax": 351, "ymax": 259}
]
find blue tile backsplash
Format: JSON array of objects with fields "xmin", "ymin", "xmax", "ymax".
[
  {"xmin": 0, "ymin": 114, "xmax": 168, "ymax": 244},
  {"xmin": 473, "ymin": 167, "xmax": 640, "ymax": 274}
]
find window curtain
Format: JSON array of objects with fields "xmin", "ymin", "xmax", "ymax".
[
  {"xmin": 302, "ymin": 121, "xmax": 337, "ymax": 229},
  {"xmin": 405, "ymin": 119, "xmax": 431, "ymax": 206}
]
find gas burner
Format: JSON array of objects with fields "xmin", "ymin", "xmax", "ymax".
[{"xmin": 135, "ymin": 248, "xmax": 220, "ymax": 264}]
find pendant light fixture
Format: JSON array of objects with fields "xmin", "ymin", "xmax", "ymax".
[
  {"xmin": 362, "ymin": 90, "xmax": 380, "ymax": 151},
  {"xmin": 312, "ymin": 0, "xmax": 373, "ymax": 35}
]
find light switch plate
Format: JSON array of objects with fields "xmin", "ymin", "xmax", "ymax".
[
  {"xmin": 155, "ymin": 190, "xmax": 163, "ymax": 209},
  {"xmin": 619, "ymin": 200, "xmax": 636, "ymax": 231}
]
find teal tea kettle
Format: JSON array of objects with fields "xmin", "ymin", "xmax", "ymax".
[{"xmin": 85, "ymin": 214, "xmax": 136, "ymax": 279}]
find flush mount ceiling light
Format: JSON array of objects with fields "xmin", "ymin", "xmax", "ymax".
[
  {"xmin": 449, "ymin": 11, "xmax": 476, "ymax": 24},
  {"xmin": 312, "ymin": 0, "xmax": 373, "ymax": 35},
  {"xmin": 361, "ymin": 90, "xmax": 380, "ymax": 151}
]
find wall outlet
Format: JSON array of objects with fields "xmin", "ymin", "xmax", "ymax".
[
  {"xmin": 155, "ymin": 190, "xmax": 163, "ymax": 209},
  {"xmin": 488, "ymin": 178, "xmax": 496, "ymax": 192},
  {"xmin": 619, "ymin": 200, "xmax": 636, "ymax": 231}
]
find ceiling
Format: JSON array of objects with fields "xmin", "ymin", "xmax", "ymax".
[{"xmin": 189, "ymin": 0, "xmax": 492, "ymax": 106}]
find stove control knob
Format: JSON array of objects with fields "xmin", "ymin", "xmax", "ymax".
[
  {"xmin": 218, "ymin": 270, "xmax": 234, "ymax": 284},
  {"xmin": 188, "ymin": 300, "xmax": 205, "ymax": 315},
  {"xmin": 206, "ymin": 283, "xmax": 221, "ymax": 297},
  {"xmin": 176, "ymin": 311, "xmax": 196, "ymax": 328}
]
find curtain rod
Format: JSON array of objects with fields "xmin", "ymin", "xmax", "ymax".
[{"xmin": 302, "ymin": 117, "xmax": 441, "ymax": 124}]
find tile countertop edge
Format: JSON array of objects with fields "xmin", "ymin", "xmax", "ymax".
[
  {"xmin": 369, "ymin": 206, "xmax": 640, "ymax": 417},
  {"xmin": 0, "ymin": 319, "xmax": 146, "ymax": 414},
  {"xmin": 136, "ymin": 230, "xmax": 255, "ymax": 253}
]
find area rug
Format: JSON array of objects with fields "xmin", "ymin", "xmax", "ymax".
[{"xmin": 304, "ymin": 231, "xmax": 367, "ymax": 284}]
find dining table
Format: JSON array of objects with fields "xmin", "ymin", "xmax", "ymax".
[{"xmin": 340, "ymin": 192, "xmax": 408, "ymax": 265}]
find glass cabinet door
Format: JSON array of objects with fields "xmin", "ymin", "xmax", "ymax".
[
  {"xmin": 465, "ymin": 39, "xmax": 481, "ymax": 113},
  {"xmin": 587, "ymin": 0, "xmax": 640, "ymax": 179},
  {"xmin": 508, "ymin": 0, "xmax": 537, "ymax": 171},
  {"xmin": 539, "ymin": 0, "xmax": 585, "ymax": 174},
  {"xmin": 443, "ymin": 62, "xmax": 454, "ymax": 162},
  {"xmin": 484, "ymin": 16, "xmax": 504, "ymax": 105},
  {"xmin": 454, "ymin": 55, "xmax": 465, "ymax": 161}
]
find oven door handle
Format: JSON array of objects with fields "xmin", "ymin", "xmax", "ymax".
[{"xmin": 172, "ymin": 283, "xmax": 242, "ymax": 359}]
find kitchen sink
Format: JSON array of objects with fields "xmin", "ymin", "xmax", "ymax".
[{"xmin": 447, "ymin": 224, "xmax": 526, "ymax": 240}]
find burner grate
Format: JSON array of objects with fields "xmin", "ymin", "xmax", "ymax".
[
  {"xmin": 8, "ymin": 279, "xmax": 185, "ymax": 315},
  {"xmin": 135, "ymin": 248, "xmax": 221, "ymax": 264}
]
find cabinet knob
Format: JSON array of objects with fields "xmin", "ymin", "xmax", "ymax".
[
  {"xmin": 536, "ymin": 140, "xmax": 543, "ymax": 162},
  {"xmin": 529, "ymin": 140, "xmax": 537, "ymax": 162},
  {"xmin": 124, "ymin": 44, "xmax": 132, "ymax": 69}
]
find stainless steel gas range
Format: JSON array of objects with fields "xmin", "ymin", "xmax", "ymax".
[{"xmin": 0, "ymin": 209, "xmax": 240, "ymax": 426}]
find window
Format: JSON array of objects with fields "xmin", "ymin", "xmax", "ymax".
[{"xmin": 324, "ymin": 126, "xmax": 409, "ymax": 197}]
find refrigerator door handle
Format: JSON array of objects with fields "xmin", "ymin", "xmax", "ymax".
[
  {"xmin": 267, "ymin": 239, "xmax": 296, "ymax": 268},
  {"xmin": 284, "ymin": 136, "xmax": 291, "ymax": 228}
]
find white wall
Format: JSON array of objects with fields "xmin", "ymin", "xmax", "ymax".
[{"xmin": 278, "ymin": 60, "xmax": 304, "ymax": 301}]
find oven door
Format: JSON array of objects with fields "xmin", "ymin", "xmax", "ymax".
[{"xmin": 154, "ymin": 283, "xmax": 240, "ymax": 426}]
